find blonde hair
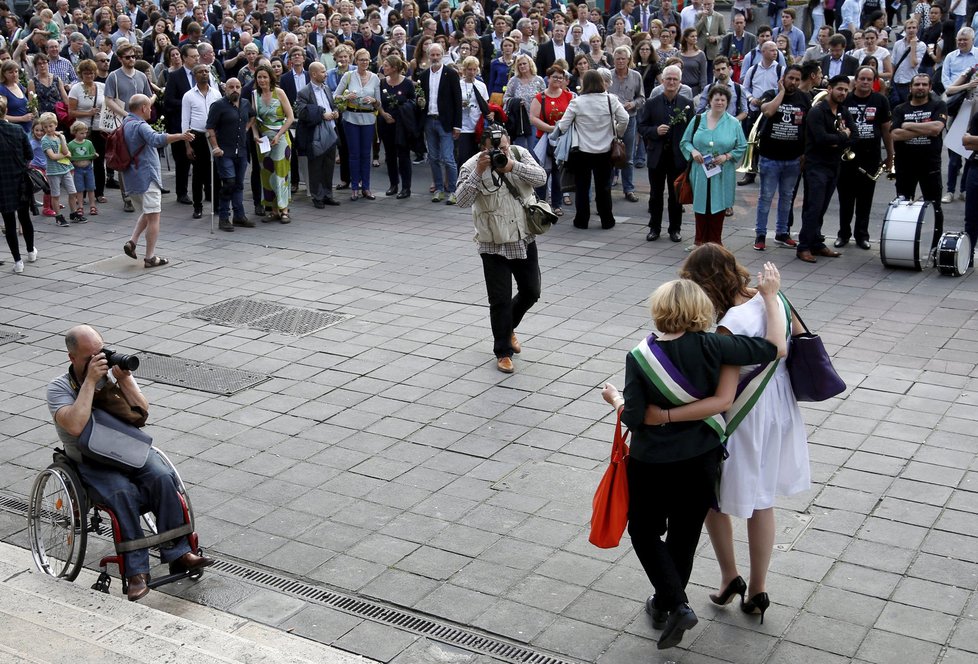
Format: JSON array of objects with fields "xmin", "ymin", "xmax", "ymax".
[
  {"xmin": 70, "ymin": 120, "xmax": 88, "ymax": 135},
  {"xmin": 513, "ymin": 53, "xmax": 537, "ymax": 76},
  {"xmin": 39, "ymin": 111, "xmax": 59, "ymax": 127},
  {"xmin": 648, "ymin": 279, "xmax": 715, "ymax": 334}
]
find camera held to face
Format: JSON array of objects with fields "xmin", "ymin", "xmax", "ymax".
[
  {"xmin": 102, "ymin": 348, "xmax": 140, "ymax": 371},
  {"xmin": 486, "ymin": 125, "xmax": 508, "ymax": 171}
]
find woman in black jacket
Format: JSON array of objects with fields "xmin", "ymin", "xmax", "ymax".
[
  {"xmin": 600, "ymin": 264, "xmax": 786, "ymax": 651},
  {"xmin": 0, "ymin": 97, "xmax": 36, "ymax": 275}
]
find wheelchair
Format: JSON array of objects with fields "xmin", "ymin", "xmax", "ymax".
[{"xmin": 27, "ymin": 447, "xmax": 206, "ymax": 596}]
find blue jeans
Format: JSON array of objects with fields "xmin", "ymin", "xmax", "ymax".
[
  {"xmin": 611, "ymin": 116, "xmax": 637, "ymax": 194},
  {"xmin": 344, "ymin": 121, "xmax": 374, "ymax": 191},
  {"xmin": 216, "ymin": 153, "xmax": 247, "ymax": 220},
  {"xmin": 634, "ymin": 137, "xmax": 646, "ymax": 166},
  {"xmin": 755, "ymin": 156, "xmax": 800, "ymax": 237},
  {"xmin": 947, "ymin": 150, "xmax": 970, "ymax": 194},
  {"xmin": 75, "ymin": 449, "xmax": 191, "ymax": 576},
  {"xmin": 425, "ymin": 117, "xmax": 457, "ymax": 193}
]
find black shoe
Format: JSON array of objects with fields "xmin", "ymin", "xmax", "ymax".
[
  {"xmin": 834, "ymin": 237, "xmax": 849, "ymax": 248},
  {"xmin": 192, "ymin": 208, "xmax": 203, "ymax": 219},
  {"xmin": 669, "ymin": 231, "xmax": 682, "ymax": 242},
  {"xmin": 254, "ymin": 205, "xmax": 265, "ymax": 217},
  {"xmin": 624, "ymin": 192, "xmax": 639, "ymax": 202},
  {"xmin": 232, "ymin": 217, "xmax": 255, "ymax": 227},
  {"xmin": 323, "ymin": 198, "xmax": 341, "ymax": 206},
  {"xmin": 177, "ymin": 195, "xmax": 193, "ymax": 205},
  {"xmin": 856, "ymin": 239, "xmax": 871, "ymax": 250},
  {"xmin": 219, "ymin": 219, "xmax": 234, "ymax": 231},
  {"xmin": 312, "ymin": 200, "xmax": 325, "ymax": 209},
  {"xmin": 737, "ymin": 173, "xmax": 755, "ymax": 186},
  {"xmin": 657, "ymin": 603, "xmax": 697, "ymax": 650},
  {"xmin": 741, "ymin": 592, "xmax": 770, "ymax": 625},
  {"xmin": 646, "ymin": 230, "xmax": 660, "ymax": 241},
  {"xmin": 396, "ymin": 189, "xmax": 411, "ymax": 199},
  {"xmin": 105, "ymin": 178, "xmax": 120, "ymax": 189},
  {"xmin": 645, "ymin": 596, "xmax": 669, "ymax": 630},
  {"xmin": 709, "ymin": 576, "xmax": 747, "ymax": 606},
  {"xmin": 160, "ymin": 187, "xmax": 170, "ymax": 194},
  {"xmin": 386, "ymin": 186, "xmax": 398, "ymax": 196}
]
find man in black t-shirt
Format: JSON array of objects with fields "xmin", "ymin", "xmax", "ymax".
[
  {"xmin": 963, "ymin": 114, "xmax": 978, "ymax": 267},
  {"xmin": 892, "ymin": 73, "xmax": 948, "ymax": 250},
  {"xmin": 753, "ymin": 65, "xmax": 809, "ymax": 251},
  {"xmin": 835, "ymin": 66, "xmax": 893, "ymax": 250}
]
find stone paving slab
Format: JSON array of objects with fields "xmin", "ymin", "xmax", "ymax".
[{"xmin": 1, "ymin": 156, "xmax": 977, "ymax": 664}]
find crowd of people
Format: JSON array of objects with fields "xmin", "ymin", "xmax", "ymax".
[{"xmin": 0, "ymin": 0, "xmax": 976, "ymax": 272}]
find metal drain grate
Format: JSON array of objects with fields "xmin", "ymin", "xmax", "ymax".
[
  {"xmin": 137, "ymin": 354, "xmax": 270, "ymax": 396},
  {"xmin": 186, "ymin": 297, "xmax": 349, "ymax": 336},
  {"xmin": 0, "ymin": 490, "xmax": 577, "ymax": 664},
  {"xmin": 0, "ymin": 328, "xmax": 23, "ymax": 346}
]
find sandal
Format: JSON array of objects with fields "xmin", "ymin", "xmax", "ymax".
[
  {"xmin": 144, "ymin": 255, "xmax": 169, "ymax": 268},
  {"xmin": 350, "ymin": 191, "xmax": 360, "ymax": 201},
  {"xmin": 429, "ymin": 185, "xmax": 436, "ymax": 193},
  {"xmin": 89, "ymin": 206, "xmax": 99, "ymax": 216},
  {"xmin": 123, "ymin": 240, "xmax": 137, "ymax": 259},
  {"xmin": 563, "ymin": 194, "xmax": 572, "ymax": 206},
  {"xmin": 554, "ymin": 208, "xmax": 563, "ymax": 216},
  {"xmin": 279, "ymin": 211, "xmax": 291, "ymax": 223},
  {"xmin": 96, "ymin": 196, "xmax": 107, "ymax": 204}
]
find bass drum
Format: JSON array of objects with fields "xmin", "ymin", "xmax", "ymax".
[
  {"xmin": 880, "ymin": 199, "xmax": 936, "ymax": 271},
  {"xmin": 936, "ymin": 232, "xmax": 973, "ymax": 277}
]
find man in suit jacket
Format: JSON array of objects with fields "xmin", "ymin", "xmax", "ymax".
[
  {"xmin": 397, "ymin": 2, "xmax": 422, "ymax": 43},
  {"xmin": 434, "ymin": 3, "xmax": 456, "ymax": 37},
  {"xmin": 420, "ymin": 44, "xmax": 463, "ymax": 203},
  {"xmin": 295, "ymin": 62, "xmax": 342, "ymax": 209},
  {"xmin": 536, "ymin": 24, "xmax": 575, "ymax": 74},
  {"xmin": 819, "ymin": 35, "xmax": 859, "ymax": 83},
  {"xmin": 637, "ymin": 64, "xmax": 692, "ymax": 242},
  {"xmin": 210, "ymin": 17, "xmax": 239, "ymax": 59},
  {"xmin": 481, "ymin": 14, "xmax": 513, "ymax": 75},
  {"xmin": 719, "ymin": 14, "xmax": 756, "ymax": 81},
  {"xmin": 162, "ymin": 43, "xmax": 200, "ymax": 204},
  {"xmin": 652, "ymin": 0, "xmax": 682, "ymax": 29},
  {"xmin": 280, "ymin": 47, "xmax": 309, "ymax": 192},
  {"xmin": 606, "ymin": 0, "xmax": 636, "ymax": 32},
  {"xmin": 389, "ymin": 27, "xmax": 414, "ymax": 64},
  {"xmin": 695, "ymin": 0, "xmax": 725, "ymax": 79}
]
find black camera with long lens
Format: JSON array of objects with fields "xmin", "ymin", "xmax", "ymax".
[
  {"xmin": 486, "ymin": 125, "xmax": 508, "ymax": 171},
  {"xmin": 102, "ymin": 348, "xmax": 140, "ymax": 371}
]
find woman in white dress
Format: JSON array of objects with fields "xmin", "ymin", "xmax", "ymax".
[{"xmin": 651, "ymin": 243, "xmax": 808, "ymax": 624}]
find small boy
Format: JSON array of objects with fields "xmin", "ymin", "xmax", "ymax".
[
  {"xmin": 68, "ymin": 121, "xmax": 98, "ymax": 217},
  {"xmin": 39, "ymin": 112, "xmax": 80, "ymax": 227}
]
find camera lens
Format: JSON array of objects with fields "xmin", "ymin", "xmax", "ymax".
[{"xmin": 103, "ymin": 348, "xmax": 140, "ymax": 371}]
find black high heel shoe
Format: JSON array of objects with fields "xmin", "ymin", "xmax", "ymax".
[
  {"xmin": 709, "ymin": 576, "xmax": 747, "ymax": 606},
  {"xmin": 741, "ymin": 592, "xmax": 770, "ymax": 624}
]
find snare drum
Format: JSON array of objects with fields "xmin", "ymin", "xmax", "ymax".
[
  {"xmin": 936, "ymin": 232, "xmax": 973, "ymax": 277},
  {"xmin": 880, "ymin": 199, "xmax": 936, "ymax": 271}
]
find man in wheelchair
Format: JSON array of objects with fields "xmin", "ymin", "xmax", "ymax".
[{"xmin": 45, "ymin": 325, "xmax": 213, "ymax": 601}]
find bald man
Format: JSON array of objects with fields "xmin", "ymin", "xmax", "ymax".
[{"xmin": 47, "ymin": 325, "xmax": 214, "ymax": 602}]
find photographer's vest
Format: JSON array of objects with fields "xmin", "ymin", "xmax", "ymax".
[{"xmin": 468, "ymin": 145, "xmax": 538, "ymax": 245}]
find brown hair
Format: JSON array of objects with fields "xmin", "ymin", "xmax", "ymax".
[
  {"xmin": 679, "ymin": 243, "xmax": 752, "ymax": 321},
  {"xmin": 254, "ymin": 62, "xmax": 277, "ymax": 90}
]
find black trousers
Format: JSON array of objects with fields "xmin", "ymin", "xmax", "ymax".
[
  {"xmin": 249, "ymin": 137, "xmax": 261, "ymax": 209},
  {"xmin": 798, "ymin": 160, "xmax": 839, "ymax": 253},
  {"xmin": 570, "ymin": 150, "xmax": 614, "ymax": 229},
  {"xmin": 480, "ymin": 241, "xmax": 541, "ymax": 359},
  {"xmin": 456, "ymin": 132, "xmax": 479, "ymax": 170},
  {"xmin": 336, "ymin": 119, "xmax": 351, "ymax": 185},
  {"xmin": 965, "ymin": 161, "xmax": 978, "ymax": 258},
  {"xmin": 895, "ymin": 162, "xmax": 944, "ymax": 248},
  {"xmin": 378, "ymin": 121, "xmax": 412, "ymax": 190},
  {"xmin": 172, "ymin": 139, "xmax": 191, "ymax": 198},
  {"xmin": 3, "ymin": 206, "xmax": 33, "ymax": 262},
  {"xmin": 306, "ymin": 144, "xmax": 337, "ymax": 203},
  {"xmin": 189, "ymin": 131, "xmax": 213, "ymax": 209},
  {"xmin": 90, "ymin": 130, "xmax": 106, "ymax": 198},
  {"xmin": 627, "ymin": 448, "xmax": 723, "ymax": 612},
  {"xmin": 837, "ymin": 156, "xmax": 878, "ymax": 243},
  {"xmin": 648, "ymin": 153, "xmax": 683, "ymax": 234}
]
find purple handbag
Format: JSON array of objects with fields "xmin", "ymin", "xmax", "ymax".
[{"xmin": 785, "ymin": 301, "xmax": 846, "ymax": 402}]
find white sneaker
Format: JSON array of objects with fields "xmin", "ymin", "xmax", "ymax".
[
  {"xmin": 941, "ymin": 193, "xmax": 953, "ymax": 203},
  {"xmin": 13, "ymin": 260, "xmax": 23, "ymax": 273},
  {"xmin": 26, "ymin": 248, "xmax": 37, "ymax": 262}
]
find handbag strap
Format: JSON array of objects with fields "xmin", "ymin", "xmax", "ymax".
[
  {"xmin": 607, "ymin": 94, "xmax": 621, "ymax": 140},
  {"xmin": 784, "ymin": 298, "xmax": 810, "ymax": 335}
]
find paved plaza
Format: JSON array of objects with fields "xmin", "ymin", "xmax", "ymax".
[{"xmin": 0, "ymin": 159, "xmax": 976, "ymax": 664}]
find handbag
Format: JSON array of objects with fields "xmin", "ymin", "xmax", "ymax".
[
  {"xmin": 588, "ymin": 411, "xmax": 630, "ymax": 549},
  {"xmin": 28, "ymin": 168, "xmax": 49, "ymax": 194},
  {"xmin": 673, "ymin": 114, "xmax": 701, "ymax": 206},
  {"xmin": 498, "ymin": 150, "xmax": 558, "ymax": 235},
  {"xmin": 785, "ymin": 301, "xmax": 846, "ymax": 402},
  {"xmin": 92, "ymin": 87, "xmax": 120, "ymax": 133},
  {"xmin": 607, "ymin": 96, "xmax": 628, "ymax": 169},
  {"xmin": 77, "ymin": 408, "xmax": 153, "ymax": 470}
]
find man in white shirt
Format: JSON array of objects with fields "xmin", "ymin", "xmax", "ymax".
[
  {"xmin": 421, "ymin": 44, "xmax": 463, "ymax": 204},
  {"xmin": 890, "ymin": 18, "xmax": 926, "ymax": 105},
  {"xmin": 295, "ymin": 62, "xmax": 341, "ymax": 209},
  {"xmin": 739, "ymin": 41, "xmax": 783, "ymax": 185},
  {"xmin": 680, "ymin": 0, "xmax": 702, "ymax": 32},
  {"xmin": 841, "ymin": 0, "xmax": 863, "ymax": 35},
  {"xmin": 389, "ymin": 26, "xmax": 411, "ymax": 62},
  {"xmin": 573, "ymin": 2, "xmax": 599, "ymax": 42},
  {"xmin": 182, "ymin": 65, "xmax": 222, "ymax": 219}
]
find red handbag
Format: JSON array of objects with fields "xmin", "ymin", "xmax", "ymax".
[{"xmin": 588, "ymin": 411, "xmax": 630, "ymax": 549}]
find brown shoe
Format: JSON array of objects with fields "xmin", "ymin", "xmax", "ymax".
[
  {"xmin": 796, "ymin": 250, "xmax": 817, "ymax": 263},
  {"xmin": 510, "ymin": 332, "xmax": 521, "ymax": 354},
  {"xmin": 169, "ymin": 551, "xmax": 216, "ymax": 574},
  {"xmin": 127, "ymin": 574, "xmax": 150, "ymax": 602},
  {"xmin": 816, "ymin": 246, "xmax": 841, "ymax": 257},
  {"xmin": 496, "ymin": 357, "xmax": 515, "ymax": 373}
]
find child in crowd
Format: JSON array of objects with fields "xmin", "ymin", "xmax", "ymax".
[
  {"xmin": 29, "ymin": 121, "xmax": 52, "ymax": 217},
  {"xmin": 39, "ymin": 112, "xmax": 80, "ymax": 227},
  {"xmin": 68, "ymin": 121, "xmax": 98, "ymax": 218}
]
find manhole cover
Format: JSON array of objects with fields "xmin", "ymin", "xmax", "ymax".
[
  {"xmin": 0, "ymin": 328, "xmax": 21, "ymax": 346},
  {"xmin": 186, "ymin": 297, "xmax": 349, "ymax": 336},
  {"xmin": 138, "ymin": 354, "xmax": 269, "ymax": 396}
]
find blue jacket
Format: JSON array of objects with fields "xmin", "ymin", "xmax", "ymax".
[{"xmin": 122, "ymin": 114, "xmax": 169, "ymax": 194}]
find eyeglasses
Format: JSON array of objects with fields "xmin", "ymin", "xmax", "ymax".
[{"xmin": 121, "ymin": 54, "xmax": 136, "ymax": 59}]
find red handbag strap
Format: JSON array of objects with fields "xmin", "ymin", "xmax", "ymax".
[{"xmin": 613, "ymin": 410, "xmax": 630, "ymax": 461}]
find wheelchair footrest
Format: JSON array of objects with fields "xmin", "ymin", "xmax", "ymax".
[
  {"xmin": 147, "ymin": 569, "xmax": 199, "ymax": 589},
  {"xmin": 91, "ymin": 571, "xmax": 112, "ymax": 594}
]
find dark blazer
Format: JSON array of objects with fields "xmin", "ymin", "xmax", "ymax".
[
  {"xmin": 279, "ymin": 69, "xmax": 308, "ymax": 106},
  {"xmin": 0, "ymin": 120, "xmax": 33, "ymax": 214},
  {"xmin": 294, "ymin": 83, "xmax": 337, "ymax": 157},
  {"xmin": 162, "ymin": 66, "xmax": 194, "ymax": 133},
  {"xmin": 652, "ymin": 9, "xmax": 681, "ymax": 27},
  {"xmin": 819, "ymin": 54, "xmax": 860, "ymax": 80},
  {"xmin": 420, "ymin": 65, "xmax": 463, "ymax": 133},
  {"xmin": 719, "ymin": 31, "xmax": 757, "ymax": 60},
  {"xmin": 536, "ymin": 40, "xmax": 575, "ymax": 75},
  {"xmin": 210, "ymin": 28, "xmax": 239, "ymax": 55},
  {"xmin": 60, "ymin": 43, "xmax": 95, "ymax": 63},
  {"xmin": 435, "ymin": 18, "xmax": 456, "ymax": 37},
  {"xmin": 398, "ymin": 17, "xmax": 422, "ymax": 41},
  {"xmin": 637, "ymin": 93, "xmax": 693, "ymax": 171}
]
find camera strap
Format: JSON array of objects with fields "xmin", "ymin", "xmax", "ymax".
[{"xmin": 496, "ymin": 148, "xmax": 531, "ymax": 209}]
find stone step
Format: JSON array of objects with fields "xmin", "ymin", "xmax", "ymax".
[{"xmin": 0, "ymin": 542, "xmax": 372, "ymax": 664}]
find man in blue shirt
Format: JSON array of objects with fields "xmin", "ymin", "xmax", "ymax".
[
  {"xmin": 772, "ymin": 8, "xmax": 806, "ymax": 59},
  {"xmin": 940, "ymin": 27, "xmax": 976, "ymax": 201}
]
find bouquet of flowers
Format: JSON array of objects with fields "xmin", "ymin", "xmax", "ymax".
[
  {"xmin": 668, "ymin": 104, "xmax": 691, "ymax": 127},
  {"xmin": 335, "ymin": 90, "xmax": 357, "ymax": 112},
  {"xmin": 151, "ymin": 115, "xmax": 166, "ymax": 133},
  {"xmin": 546, "ymin": 98, "xmax": 565, "ymax": 124},
  {"xmin": 27, "ymin": 91, "xmax": 39, "ymax": 116},
  {"xmin": 415, "ymin": 82, "xmax": 426, "ymax": 110},
  {"xmin": 382, "ymin": 87, "xmax": 404, "ymax": 109}
]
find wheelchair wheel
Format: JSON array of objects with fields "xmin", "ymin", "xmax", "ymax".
[{"xmin": 28, "ymin": 464, "xmax": 88, "ymax": 581}]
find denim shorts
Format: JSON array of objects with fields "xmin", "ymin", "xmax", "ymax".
[{"xmin": 73, "ymin": 165, "xmax": 95, "ymax": 192}]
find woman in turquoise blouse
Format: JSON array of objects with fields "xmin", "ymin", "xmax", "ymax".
[{"xmin": 680, "ymin": 86, "xmax": 747, "ymax": 247}]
